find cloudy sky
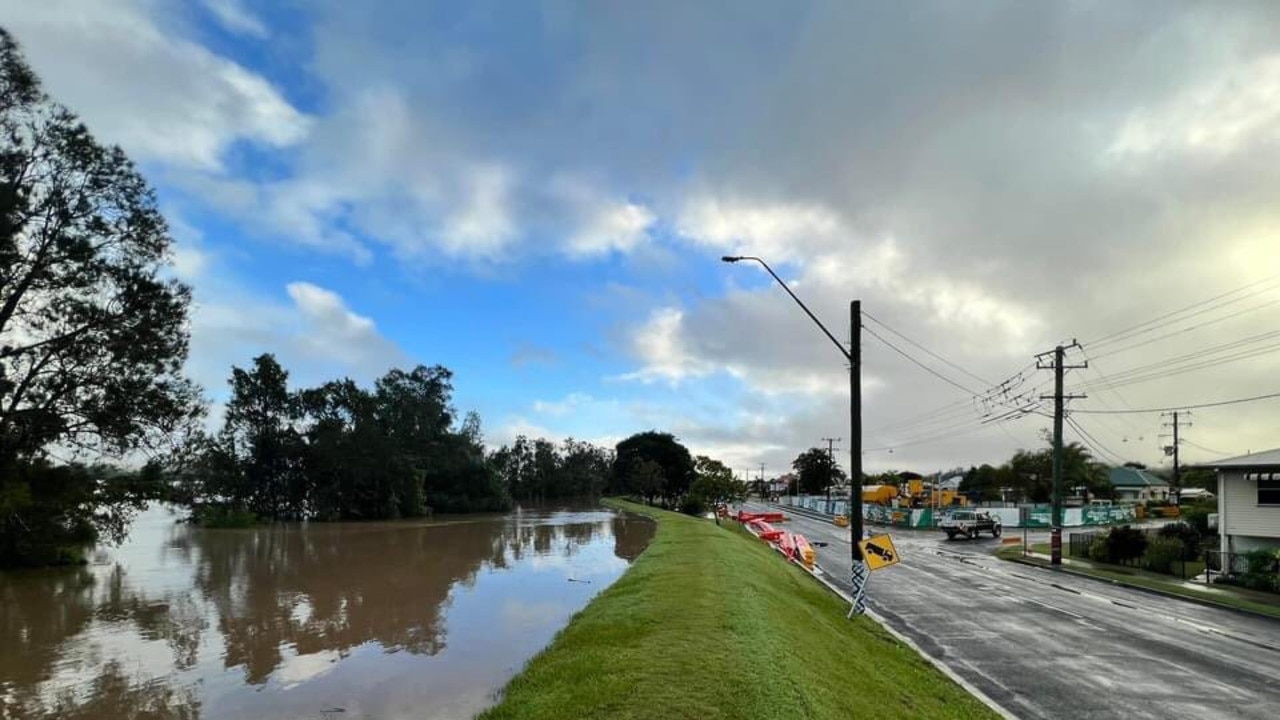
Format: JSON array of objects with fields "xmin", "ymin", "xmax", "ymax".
[{"xmin": 6, "ymin": 0, "xmax": 1280, "ymax": 478}]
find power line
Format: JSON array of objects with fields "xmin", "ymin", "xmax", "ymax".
[
  {"xmin": 869, "ymin": 364, "xmax": 1040, "ymax": 436},
  {"xmin": 1065, "ymin": 415, "xmax": 1127, "ymax": 466},
  {"xmin": 1181, "ymin": 438, "xmax": 1233, "ymax": 456},
  {"xmin": 1074, "ymin": 345, "xmax": 1147, "ymax": 439},
  {"xmin": 1071, "ymin": 340, "xmax": 1280, "ymax": 394},
  {"xmin": 1085, "ymin": 272, "xmax": 1280, "ymax": 350},
  {"xmin": 1070, "ymin": 390, "xmax": 1280, "ymax": 415},
  {"xmin": 861, "ymin": 311, "xmax": 992, "ymax": 386},
  {"xmin": 861, "ymin": 322, "xmax": 982, "ymax": 395},
  {"xmin": 1090, "ymin": 295, "xmax": 1280, "ymax": 361}
]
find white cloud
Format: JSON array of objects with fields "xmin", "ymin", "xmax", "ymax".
[
  {"xmin": 677, "ymin": 196, "xmax": 843, "ymax": 264},
  {"xmin": 201, "ymin": 0, "xmax": 268, "ymax": 38},
  {"xmin": 553, "ymin": 177, "xmax": 655, "ymax": 257},
  {"xmin": 566, "ymin": 201, "xmax": 654, "ymax": 258},
  {"xmin": 285, "ymin": 282, "xmax": 405, "ymax": 373},
  {"xmin": 1109, "ymin": 54, "xmax": 1280, "ymax": 162},
  {"xmin": 620, "ymin": 308, "xmax": 716, "ymax": 384},
  {"xmin": 1, "ymin": 0, "xmax": 308, "ymax": 171},
  {"xmin": 532, "ymin": 393, "xmax": 595, "ymax": 417},
  {"xmin": 185, "ymin": 275, "xmax": 407, "ymax": 413},
  {"xmin": 439, "ymin": 165, "xmax": 518, "ymax": 258}
]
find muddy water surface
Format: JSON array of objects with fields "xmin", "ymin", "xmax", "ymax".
[{"xmin": 0, "ymin": 505, "xmax": 653, "ymax": 720}]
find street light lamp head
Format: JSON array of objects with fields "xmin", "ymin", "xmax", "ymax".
[{"xmin": 721, "ymin": 256, "xmax": 743, "ymax": 263}]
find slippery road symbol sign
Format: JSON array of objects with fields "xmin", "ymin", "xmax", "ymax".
[{"xmin": 859, "ymin": 534, "xmax": 900, "ymax": 571}]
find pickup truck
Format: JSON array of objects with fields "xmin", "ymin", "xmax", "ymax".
[{"xmin": 940, "ymin": 510, "xmax": 1002, "ymax": 540}]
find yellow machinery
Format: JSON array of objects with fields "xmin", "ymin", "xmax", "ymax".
[{"xmin": 862, "ymin": 484, "xmax": 899, "ymax": 504}]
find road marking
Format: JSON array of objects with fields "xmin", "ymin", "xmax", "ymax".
[{"xmin": 1020, "ymin": 597, "xmax": 1085, "ymax": 619}]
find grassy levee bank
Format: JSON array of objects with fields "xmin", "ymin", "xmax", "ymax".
[{"xmin": 481, "ymin": 499, "xmax": 997, "ymax": 720}]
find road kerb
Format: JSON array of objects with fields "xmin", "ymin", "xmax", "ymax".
[{"xmin": 797, "ymin": 561, "xmax": 1021, "ymax": 720}]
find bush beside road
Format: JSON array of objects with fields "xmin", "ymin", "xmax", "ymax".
[{"xmin": 482, "ymin": 499, "xmax": 997, "ymax": 720}]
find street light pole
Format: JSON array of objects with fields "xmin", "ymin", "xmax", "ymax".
[{"xmin": 722, "ymin": 256, "xmax": 866, "ymax": 614}]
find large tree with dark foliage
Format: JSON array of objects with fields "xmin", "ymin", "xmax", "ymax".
[
  {"xmin": 791, "ymin": 447, "xmax": 848, "ymax": 495},
  {"xmin": 612, "ymin": 431, "xmax": 695, "ymax": 504},
  {"xmin": 0, "ymin": 30, "xmax": 199, "ymax": 565}
]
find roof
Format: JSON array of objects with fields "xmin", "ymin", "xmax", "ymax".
[
  {"xmin": 1179, "ymin": 487, "xmax": 1215, "ymax": 498},
  {"xmin": 1204, "ymin": 447, "xmax": 1280, "ymax": 469},
  {"xmin": 1108, "ymin": 466, "xmax": 1168, "ymax": 488}
]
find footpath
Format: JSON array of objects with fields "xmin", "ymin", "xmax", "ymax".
[{"xmin": 1002, "ymin": 547, "xmax": 1280, "ymax": 621}]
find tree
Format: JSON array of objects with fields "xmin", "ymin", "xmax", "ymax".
[
  {"xmin": 558, "ymin": 438, "xmax": 611, "ymax": 497},
  {"xmin": 1006, "ymin": 442, "xmax": 1108, "ymax": 503},
  {"xmin": 215, "ymin": 355, "xmax": 307, "ymax": 519},
  {"xmin": 1180, "ymin": 467, "xmax": 1216, "ymax": 493},
  {"xmin": 791, "ymin": 447, "xmax": 847, "ymax": 495},
  {"xmin": 690, "ymin": 455, "xmax": 746, "ymax": 523},
  {"xmin": 625, "ymin": 458, "xmax": 666, "ymax": 505},
  {"xmin": 961, "ymin": 464, "xmax": 1012, "ymax": 503},
  {"xmin": 0, "ymin": 31, "xmax": 199, "ymax": 462},
  {"xmin": 0, "ymin": 31, "xmax": 199, "ymax": 565},
  {"xmin": 612, "ymin": 431, "xmax": 695, "ymax": 504}
]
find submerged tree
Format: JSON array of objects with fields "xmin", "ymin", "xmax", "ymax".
[{"xmin": 0, "ymin": 30, "xmax": 200, "ymax": 566}]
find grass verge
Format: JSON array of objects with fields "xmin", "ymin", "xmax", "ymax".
[
  {"xmin": 995, "ymin": 546, "xmax": 1280, "ymax": 620},
  {"xmin": 481, "ymin": 499, "xmax": 998, "ymax": 720}
]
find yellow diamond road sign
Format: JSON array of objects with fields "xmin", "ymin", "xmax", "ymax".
[{"xmin": 859, "ymin": 533, "xmax": 900, "ymax": 571}]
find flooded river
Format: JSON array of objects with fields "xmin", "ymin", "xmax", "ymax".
[{"xmin": 0, "ymin": 505, "xmax": 654, "ymax": 720}]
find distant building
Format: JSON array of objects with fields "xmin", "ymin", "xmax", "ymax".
[
  {"xmin": 1177, "ymin": 487, "xmax": 1215, "ymax": 502},
  {"xmin": 1206, "ymin": 449, "xmax": 1280, "ymax": 555},
  {"xmin": 1108, "ymin": 466, "xmax": 1170, "ymax": 504}
]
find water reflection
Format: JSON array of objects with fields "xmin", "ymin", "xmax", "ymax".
[{"xmin": 0, "ymin": 505, "xmax": 654, "ymax": 720}]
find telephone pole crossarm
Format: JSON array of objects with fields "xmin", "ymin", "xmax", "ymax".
[{"xmin": 1038, "ymin": 341, "xmax": 1088, "ymax": 566}]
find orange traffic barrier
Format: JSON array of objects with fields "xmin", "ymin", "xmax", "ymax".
[
  {"xmin": 794, "ymin": 534, "xmax": 816, "ymax": 569},
  {"xmin": 778, "ymin": 532, "xmax": 797, "ymax": 560},
  {"xmin": 750, "ymin": 519, "xmax": 784, "ymax": 541},
  {"xmin": 738, "ymin": 511, "xmax": 786, "ymax": 523}
]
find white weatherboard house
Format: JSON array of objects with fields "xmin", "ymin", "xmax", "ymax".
[
  {"xmin": 1211, "ymin": 448, "xmax": 1280, "ymax": 555},
  {"xmin": 1107, "ymin": 466, "xmax": 1169, "ymax": 503}
]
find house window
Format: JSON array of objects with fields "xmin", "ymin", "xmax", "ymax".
[{"xmin": 1259, "ymin": 476, "xmax": 1280, "ymax": 506}]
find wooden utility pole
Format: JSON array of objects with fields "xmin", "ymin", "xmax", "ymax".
[
  {"xmin": 821, "ymin": 436, "xmax": 840, "ymax": 511},
  {"xmin": 1038, "ymin": 342, "xmax": 1086, "ymax": 566},
  {"xmin": 1162, "ymin": 411, "xmax": 1190, "ymax": 506}
]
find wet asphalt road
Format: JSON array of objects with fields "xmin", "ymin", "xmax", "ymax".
[{"xmin": 742, "ymin": 502, "xmax": 1280, "ymax": 720}]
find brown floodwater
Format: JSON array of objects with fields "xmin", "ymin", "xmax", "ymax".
[{"xmin": 0, "ymin": 504, "xmax": 654, "ymax": 720}]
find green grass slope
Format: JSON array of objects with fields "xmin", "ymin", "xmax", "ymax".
[{"xmin": 481, "ymin": 500, "xmax": 997, "ymax": 720}]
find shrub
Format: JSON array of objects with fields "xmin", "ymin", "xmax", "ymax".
[
  {"xmin": 1088, "ymin": 533, "xmax": 1111, "ymax": 563},
  {"xmin": 1106, "ymin": 525, "xmax": 1148, "ymax": 564},
  {"xmin": 680, "ymin": 496, "xmax": 706, "ymax": 516},
  {"xmin": 1157, "ymin": 522, "xmax": 1201, "ymax": 560},
  {"xmin": 1143, "ymin": 537, "xmax": 1185, "ymax": 575},
  {"xmin": 1239, "ymin": 549, "xmax": 1280, "ymax": 592},
  {"xmin": 1181, "ymin": 501, "xmax": 1216, "ymax": 536}
]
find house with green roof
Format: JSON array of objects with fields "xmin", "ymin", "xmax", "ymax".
[{"xmin": 1107, "ymin": 466, "xmax": 1170, "ymax": 504}]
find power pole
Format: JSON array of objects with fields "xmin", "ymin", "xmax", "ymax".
[
  {"xmin": 821, "ymin": 437, "xmax": 841, "ymax": 511},
  {"xmin": 850, "ymin": 300, "xmax": 863, "ymax": 578},
  {"xmin": 1161, "ymin": 411, "xmax": 1190, "ymax": 506},
  {"xmin": 1037, "ymin": 341, "xmax": 1087, "ymax": 566}
]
